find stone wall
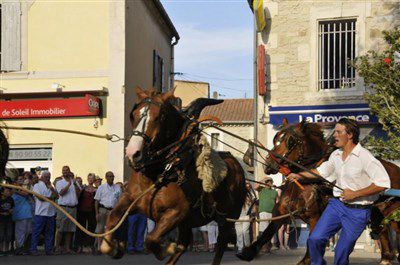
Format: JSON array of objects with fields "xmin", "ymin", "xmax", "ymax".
[{"xmin": 260, "ymin": 0, "xmax": 399, "ymax": 107}]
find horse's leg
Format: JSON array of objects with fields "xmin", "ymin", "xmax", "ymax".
[
  {"xmin": 297, "ymin": 216, "xmax": 320, "ymax": 265},
  {"xmin": 145, "ymin": 208, "xmax": 184, "ymax": 261},
  {"xmin": 237, "ymin": 219, "xmax": 283, "ymax": 261},
  {"xmin": 100, "ymin": 193, "xmax": 133, "ymax": 258},
  {"xmin": 209, "ymin": 222, "xmax": 234, "ymax": 265},
  {"xmin": 378, "ymin": 225, "xmax": 395, "ymax": 265},
  {"xmin": 165, "ymin": 225, "xmax": 192, "ymax": 265}
]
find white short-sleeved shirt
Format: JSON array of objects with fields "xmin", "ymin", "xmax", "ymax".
[
  {"xmin": 33, "ymin": 181, "xmax": 56, "ymax": 217},
  {"xmin": 56, "ymin": 178, "xmax": 78, "ymax": 206},
  {"xmin": 317, "ymin": 143, "xmax": 390, "ymax": 205},
  {"xmin": 94, "ymin": 183, "xmax": 121, "ymax": 208}
]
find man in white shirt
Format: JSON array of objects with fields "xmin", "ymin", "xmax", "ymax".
[
  {"xmin": 288, "ymin": 118, "xmax": 390, "ymax": 265},
  {"xmin": 55, "ymin": 166, "xmax": 81, "ymax": 254},
  {"xmin": 30, "ymin": 171, "xmax": 58, "ymax": 255},
  {"xmin": 94, "ymin": 171, "xmax": 121, "ymax": 252}
]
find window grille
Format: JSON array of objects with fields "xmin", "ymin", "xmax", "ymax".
[{"xmin": 318, "ymin": 19, "xmax": 356, "ymax": 90}]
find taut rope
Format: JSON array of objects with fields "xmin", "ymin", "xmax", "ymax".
[{"xmin": 0, "ymin": 125, "xmax": 125, "ymax": 142}]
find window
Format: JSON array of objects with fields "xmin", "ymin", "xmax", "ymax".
[
  {"xmin": 318, "ymin": 19, "xmax": 356, "ymax": 90},
  {"xmin": 153, "ymin": 50, "xmax": 165, "ymax": 92},
  {"xmin": 211, "ymin": 133, "xmax": 219, "ymax": 150},
  {"xmin": 1, "ymin": 1, "xmax": 21, "ymax": 72}
]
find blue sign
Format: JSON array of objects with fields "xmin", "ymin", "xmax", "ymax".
[{"xmin": 269, "ymin": 103, "xmax": 378, "ymax": 127}]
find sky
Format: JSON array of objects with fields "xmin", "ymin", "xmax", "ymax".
[{"xmin": 161, "ymin": 0, "xmax": 254, "ymax": 99}]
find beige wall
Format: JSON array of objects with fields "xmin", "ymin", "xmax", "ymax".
[
  {"xmin": 1, "ymin": 1, "xmax": 113, "ymax": 181},
  {"xmin": 174, "ymin": 80, "xmax": 210, "ymax": 107},
  {"xmin": 123, "ymin": 0, "xmax": 175, "ymax": 179}
]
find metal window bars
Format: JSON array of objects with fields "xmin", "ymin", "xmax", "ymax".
[{"xmin": 318, "ymin": 19, "xmax": 357, "ymax": 90}]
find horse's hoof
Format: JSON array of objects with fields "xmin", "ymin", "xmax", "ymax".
[
  {"xmin": 236, "ymin": 246, "xmax": 257, "ymax": 262},
  {"xmin": 166, "ymin": 243, "xmax": 178, "ymax": 255},
  {"xmin": 297, "ymin": 259, "xmax": 311, "ymax": 265},
  {"xmin": 110, "ymin": 246, "xmax": 124, "ymax": 260}
]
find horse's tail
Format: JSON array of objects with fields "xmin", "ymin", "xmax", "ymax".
[{"xmin": 0, "ymin": 128, "xmax": 9, "ymax": 178}]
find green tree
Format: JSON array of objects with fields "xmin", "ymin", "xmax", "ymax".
[{"xmin": 354, "ymin": 28, "xmax": 400, "ymax": 160}]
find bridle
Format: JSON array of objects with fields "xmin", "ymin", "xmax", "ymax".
[
  {"xmin": 271, "ymin": 128, "xmax": 304, "ymax": 165},
  {"xmin": 130, "ymin": 97, "xmax": 163, "ymax": 145},
  {"xmin": 270, "ymin": 127, "xmax": 326, "ymax": 171}
]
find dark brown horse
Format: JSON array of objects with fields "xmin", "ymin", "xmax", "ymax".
[
  {"xmin": 100, "ymin": 87, "xmax": 247, "ymax": 265},
  {"xmin": 0, "ymin": 128, "xmax": 9, "ymax": 179},
  {"xmin": 237, "ymin": 120, "xmax": 400, "ymax": 265}
]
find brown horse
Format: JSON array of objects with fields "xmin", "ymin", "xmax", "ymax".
[
  {"xmin": 237, "ymin": 120, "xmax": 400, "ymax": 265},
  {"xmin": 100, "ymin": 87, "xmax": 247, "ymax": 265}
]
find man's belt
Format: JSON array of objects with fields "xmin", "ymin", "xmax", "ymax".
[
  {"xmin": 342, "ymin": 202, "xmax": 372, "ymax": 210},
  {"xmin": 99, "ymin": 204, "xmax": 113, "ymax": 210},
  {"xmin": 59, "ymin": 205, "xmax": 77, "ymax": 209}
]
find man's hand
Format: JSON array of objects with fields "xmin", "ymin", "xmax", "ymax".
[
  {"xmin": 341, "ymin": 188, "xmax": 359, "ymax": 202},
  {"xmin": 287, "ymin": 173, "xmax": 301, "ymax": 182}
]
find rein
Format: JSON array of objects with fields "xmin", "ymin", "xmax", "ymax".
[
  {"xmin": 205, "ymin": 124, "xmax": 343, "ymax": 191},
  {"xmin": 0, "ymin": 125, "xmax": 125, "ymax": 142}
]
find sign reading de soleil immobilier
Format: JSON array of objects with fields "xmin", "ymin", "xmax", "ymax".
[{"xmin": 0, "ymin": 94, "xmax": 100, "ymax": 119}]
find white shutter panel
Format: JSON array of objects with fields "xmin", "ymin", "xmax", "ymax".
[{"xmin": 1, "ymin": 1, "xmax": 21, "ymax": 71}]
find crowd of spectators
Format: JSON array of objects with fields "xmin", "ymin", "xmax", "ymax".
[{"xmin": 0, "ymin": 166, "xmax": 148, "ymax": 256}]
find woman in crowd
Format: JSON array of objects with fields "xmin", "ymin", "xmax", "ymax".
[
  {"xmin": 75, "ymin": 173, "xmax": 97, "ymax": 254},
  {"xmin": 12, "ymin": 175, "xmax": 33, "ymax": 255}
]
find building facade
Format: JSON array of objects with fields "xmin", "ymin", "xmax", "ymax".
[
  {"xmin": 201, "ymin": 99, "xmax": 254, "ymax": 174},
  {"xmin": 174, "ymin": 80, "xmax": 210, "ymax": 107},
  {"xmin": 0, "ymin": 0, "xmax": 179, "ymax": 182},
  {"xmin": 252, "ymin": 0, "xmax": 399, "ymax": 250}
]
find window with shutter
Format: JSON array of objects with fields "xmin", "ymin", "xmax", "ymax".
[
  {"xmin": 152, "ymin": 49, "xmax": 165, "ymax": 92},
  {"xmin": 1, "ymin": 1, "xmax": 21, "ymax": 72}
]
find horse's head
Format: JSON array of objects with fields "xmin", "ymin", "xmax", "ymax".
[
  {"xmin": 125, "ymin": 87, "xmax": 179, "ymax": 167},
  {"xmin": 125, "ymin": 87, "xmax": 224, "ymax": 169},
  {"xmin": 264, "ymin": 118, "xmax": 327, "ymax": 174}
]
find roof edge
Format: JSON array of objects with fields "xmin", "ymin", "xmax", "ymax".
[{"xmin": 152, "ymin": 0, "xmax": 180, "ymax": 41}]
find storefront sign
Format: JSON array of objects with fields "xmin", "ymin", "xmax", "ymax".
[
  {"xmin": 0, "ymin": 94, "xmax": 100, "ymax": 119},
  {"xmin": 268, "ymin": 103, "xmax": 378, "ymax": 126}
]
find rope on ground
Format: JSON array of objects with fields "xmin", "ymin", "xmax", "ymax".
[
  {"xmin": 0, "ymin": 125, "xmax": 125, "ymax": 142},
  {"xmin": 0, "ymin": 182, "xmax": 155, "ymax": 238},
  {"xmin": 226, "ymin": 209, "xmax": 300, "ymax": 223}
]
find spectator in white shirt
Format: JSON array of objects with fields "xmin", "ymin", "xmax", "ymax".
[
  {"xmin": 94, "ymin": 171, "xmax": 121, "ymax": 253},
  {"xmin": 30, "ymin": 171, "xmax": 58, "ymax": 255},
  {"xmin": 55, "ymin": 166, "xmax": 81, "ymax": 254}
]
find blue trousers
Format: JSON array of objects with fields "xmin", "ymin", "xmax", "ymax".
[
  {"xmin": 308, "ymin": 199, "xmax": 371, "ymax": 265},
  {"xmin": 127, "ymin": 213, "xmax": 147, "ymax": 252},
  {"xmin": 30, "ymin": 215, "xmax": 55, "ymax": 254}
]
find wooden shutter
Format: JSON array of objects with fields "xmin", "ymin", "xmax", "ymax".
[
  {"xmin": 160, "ymin": 57, "xmax": 164, "ymax": 92},
  {"xmin": 152, "ymin": 50, "xmax": 158, "ymax": 87},
  {"xmin": 1, "ymin": 1, "xmax": 21, "ymax": 71}
]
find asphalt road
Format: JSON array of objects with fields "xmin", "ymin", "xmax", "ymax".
[{"xmin": 0, "ymin": 249, "xmax": 382, "ymax": 265}]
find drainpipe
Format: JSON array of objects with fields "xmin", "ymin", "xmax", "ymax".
[
  {"xmin": 253, "ymin": 14, "xmax": 258, "ymax": 182},
  {"xmin": 170, "ymin": 36, "xmax": 179, "ymax": 90}
]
